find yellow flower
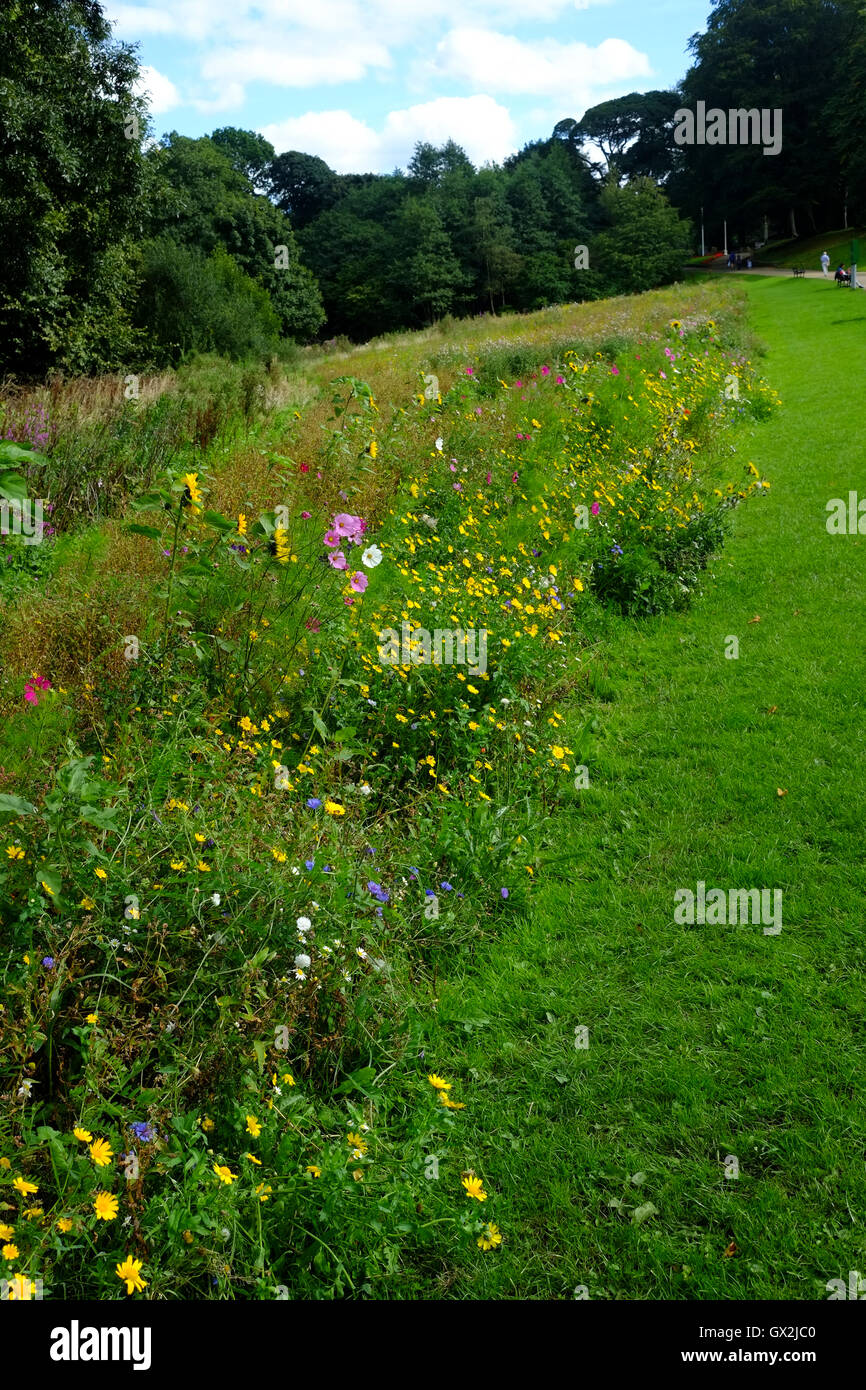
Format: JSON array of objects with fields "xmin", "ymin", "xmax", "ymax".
[
  {"xmin": 93, "ymin": 1191, "xmax": 119, "ymax": 1221},
  {"xmin": 5, "ymin": 845, "xmax": 24, "ymax": 860},
  {"xmin": 245, "ymin": 1153, "xmax": 262, "ymax": 1165},
  {"xmin": 85, "ymin": 1013, "xmax": 98, "ymax": 1024},
  {"xmin": 0, "ymin": 1158, "xmax": 10, "ymax": 1170},
  {"xmin": 439, "ymin": 1093, "xmax": 465, "ymax": 1110},
  {"xmin": 94, "ymin": 867, "xmax": 107, "ymax": 880},
  {"xmin": 255, "ymin": 1183, "xmax": 272, "ymax": 1202},
  {"xmin": 79, "ymin": 896, "xmax": 96, "ymax": 910},
  {"xmin": 551, "ymin": 746, "xmax": 565, "ymax": 760},
  {"xmin": 0, "ymin": 1224, "xmax": 14, "ymax": 1240},
  {"xmin": 368, "ymin": 440, "xmax": 378, "ymax": 459},
  {"xmin": 427, "ymin": 1073, "xmax": 451, "ymax": 1091},
  {"xmin": 2, "ymin": 1243, "xmax": 19, "ymax": 1260},
  {"xmin": 324, "ymin": 800, "xmax": 345, "ymax": 817},
  {"xmin": 6, "ymin": 1273, "xmax": 38, "ymax": 1299},
  {"xmin": 461, "ymin": 1174, "xmax": 487, "ymax": 1201},
  {"xmin": 182, "ymin": 472, "xmax": 203, "ymax": 509},
  {"xmin": 347, "ymin": 1131, "xmax": 367, "ymax": 1155},
  {"xmin": 237, "ymin": 514, "xmax": 247, "ymax": 536},
  {"xmin": 89, "ymin": 1138, "xmax": 114, "ymax": 1168},
  {"xmin": 57, "ymin": 1218, "xmax": 73, "ymax": 1233},
  {"xmin": 201, "ymin": 1117, "xmax": 214, "ymax": 1132},
  {"xmin": 196, "ymin": 860, "xmax": 211, "ymax": 873},
  {"xmin": 213, "ymin": 1164, "xmax": 237, "ymax": 1184},
  {"xmin": 306, "ymin": 1165, "xmax": 321, "ymax": 1178},
  {"xmin": 274, "ymin": 527, "xmax": 290, "ymax": 564},
  {"xmin": 477, "ymin": 1222, "xmax": 503, "ymax": 1251},
  {"xmin": 282, "ymin": 1073, "xmax": 295, "ymax": 1086},
  {"xmin": 73, "ymin": 1127, "xmax": 93, "ymax": 1143},
  {"xmin": 116, "ymin": 1255, "xmax": 147, "ymax": 1295},
  {"xmin": 23, "ymin": 1207, "xmax": 44, "ymax": 1220},
  {"xmin": 12, "ymin": 1176, "xmax": 38, "ymax": 1197},
  {"xmin": 271, "ymin": 847, "xmax": 287, "ymax": 862},
  {"xmin": 245, "ymin": 1115, "xmax": 261, "ymax": 1138}
]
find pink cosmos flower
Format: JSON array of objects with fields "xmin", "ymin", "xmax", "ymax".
[
  {"xmin": 305, "ymin": 618, "xmax": 321, "ymax": 633},
  {"xmin": 329, "ymin": 551, "xmax": 347, "ymax": 570},
  {"xmin": 515, "ymin": 380, "xmax": 523, "ymax": 389},
  {"xmin": 349, "ymin": 572, "xmax": 368, "ymax": 593},
  {"xmin": 301, "ymin": 511, "xmax": 311, "ymax": 519},
  {"xmin": 659, "ymin": 371, "xmax": 667, "ymax": 379},
  {"xmin": 541, "ymin": 365, "xmax": 550, "ymax": 376},
  {"xmin": 323, "ymin": 529, "xmax": 341, "ymax": 548},
  {"xmin": 449, "ymin": 462, "xmax": 457, "ymax": 472},
  {"xmin": 556, "ymin": 375, "xmax": 565, "ymax": 384},
  {"xmin": 465, "ymin": 366, "xmax": 474, "ymax": 376},
  {"xmin": 591, "ymin": 502, "xmax": 600, "ymax": 515},
  {"xmin": 611, "ymin": 365, "xmax": 619, "ymax": 376},
  {"xmin": 332, "ymin": 512, "xmax": 366, "ymax": 542}
]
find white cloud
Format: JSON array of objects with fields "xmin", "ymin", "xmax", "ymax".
[
  {"xmin": 262, "ymin": 95, "xmax": 516, "ymax": 173},
  {"xmin": 261, "ymin": 110, "xmax": 382, "ymax": 173},
  {"xmin": 201, "ymin": 39, "xmax": 391, "ymax": 91},
  {"xmin": 429, "ymin": 29, "xmax": 651, "ymax": 107},
  {"xmin": 133, "ymin": 65, "xmax": 181, "ymax": 115}
]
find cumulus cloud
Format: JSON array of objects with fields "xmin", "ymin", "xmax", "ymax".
[
  {"xmin": 262, "ymin": 95, "xmax": 517, "ymax": 173},
  {"xmin": 133, "ymin": 65, "xmax": 181, "ymax": 115},
  {"xmin": 428, "ymin": 29, "xmax": 651, "ymax": 107}
]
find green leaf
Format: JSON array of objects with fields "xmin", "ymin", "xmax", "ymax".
[
  {"xmin": 0, "ymin": 793, "xmax": 38, "ymax": 816},
  {"xmin": 0, "ymin": 441, "xmax": 47, "ymax": 465},
  {"xmin": 335, "ymin": 1065, "xmax": 376, "ymax": 1095},
  {"xmin": 0, "ymin": 469, "xmax": 29, "ymax": 503},
  {"xmin": 631, "ymin": 1202, "xmax": 659, "ymax": 1225},
  {"xmin": 252, "ymin": 1039, "xmax": 266, "ymax": 1073},
  {"xmin": 202, "ymin": 510, "xmax": 236, "ymax": 532},
  {"xmin": 37, "ymin": 866, "xmax": 63, "ymax": 901},
  {"xmin": 130, "ymin": 492, "xmax": 170, "ymax": 510},
  {"xmin": 127, "ymin": 523, "xmax": 162, "ymax": 539}
]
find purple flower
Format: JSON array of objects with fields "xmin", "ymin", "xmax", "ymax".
[
  {"xmin": 130, "ymin": 1121, "xmax": 156, "ymax": 1143},
  {"xmin": 305, "ymin": 859, "xmax": 315, "ymax": 870},
  {"xmin": 500, "ymin": 888, "xmax": 509, "ymax": 899},
  {"xmin": 425, "ymin": 889, "xmax": 436, "ymax": 898},
  {"xmin": 440, "ymin": 881, "xmax": 453, "ymax": 892},
  {"xmin": 367, "ymin": 881, "xmax": 390, "ymax": 904},
  {"xmin": 42, "ymin": 956, "xmax": 55, "ymax": 968},
  {"xmin": 306, "ymin": 798, "xmax": 322, "ymax": 810}
]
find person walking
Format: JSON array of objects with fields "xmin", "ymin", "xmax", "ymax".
[{"xmin": 820, "ymin": 250, "xmax": 831, "ymax": 277}]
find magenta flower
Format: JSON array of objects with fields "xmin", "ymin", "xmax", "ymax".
[
  {"xmin": 591, "ymin": 501, "xmax": 600, "ymax": 516},
  {"xmin": 611, "ymin": 365, "xmax": 619, "ymax": 376},
  {"xmin": 541, "ymin": 365, "xmax": 550, "ymax": 376},
  {"xmin": 323, "ymin": 529, "xmax": 341, "ymax": 548},
  {"xmin": 349, "ymin": 571, "xmax": 368, "ymax": 592},
  {"xmin": 556, "ymin": 375, "xmax": 565, "ymax": 384},
  {"xmin": 24, "ymin": 685, "xmax": 38, "ymax": 705},
  {"xmin": 515, "ymin": 380, "xmax": 523, "ymax": 388},
  {"xmin": 465, "ymin": 366, "xmax": 474, "ymax": 376},
  {"xmin": 511, "ymin": 472, "xmax": 519, "ymax": 484},
  {"xmin": 486, "ymin": 472, "xmax": 492, "ymax": 484},
  {"xmin": 659, "ymin": 371, "xmax": 667, "ymax": 379},
  {"xmin": 301, "ymin": 511, "xmax": 311, "ymax": 519},
  {"xmin": 332, "ymin": 513, "xmax": 366, "ymax": 543},
  {"xmin": 329, "ymin": 551, "xmax": 347, "ymax": 570}
]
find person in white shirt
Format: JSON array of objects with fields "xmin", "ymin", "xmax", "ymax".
[{"xmin": 820, "ymin": 251, "xmax": 831, "ymax": 276}]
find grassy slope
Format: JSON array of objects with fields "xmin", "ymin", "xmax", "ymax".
[
  {"xmin": 754, "ymin": 227, "xmax": 866, "ymax": 269},
  {"xmin": 415, "ymin": 276, "xmax": 866, "ymax": 1300}
]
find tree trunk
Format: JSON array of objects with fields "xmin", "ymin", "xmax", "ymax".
[{"xmin": 789, "ymin": 207, "xmax": 798, "ymax": 239}]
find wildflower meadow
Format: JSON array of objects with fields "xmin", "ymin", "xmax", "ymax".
[{"xmin": 0, "ymin": 279, "xmax": 784, "ymax": 1301}]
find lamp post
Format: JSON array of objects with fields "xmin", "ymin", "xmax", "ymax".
[{"xmin": 700, "ymin": 205, "xmax": 705, "ymax": 258}]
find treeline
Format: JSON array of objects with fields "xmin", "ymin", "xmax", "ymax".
[{"xmin": 2, "ymin": 0, "xmax": 864, "ymax": 377}]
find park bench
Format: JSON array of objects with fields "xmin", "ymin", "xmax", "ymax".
[{"xmin": 792, "ymin": 266, "xmax": 805, "ymax": 277}]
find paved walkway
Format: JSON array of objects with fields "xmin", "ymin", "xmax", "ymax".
[{"xmin": 689, "ymin": 263, "xmax": 863, "ymax": 284}]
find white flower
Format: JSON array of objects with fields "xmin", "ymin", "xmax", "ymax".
[
  {"xmin": 291, "ymin": 866, "xmax": 299, "ymax": 876},
  {"xmin": 294, "ymin": 968, "xmax": 306, "ymax": 980},
  {"xmin": 361, "ymin": 544, "xmax": 382, "ymax": 569},
  {"xmin": 356, "ymin": 947, "xmax": 369, "ymax": 961},
  {"xmin": 310, "ymin": 901, "xmax": 319, "ymax": 910},
  {"xmin": 211, "ymin": 892, "xmax": 221, "ymax": 906},
  {"xmin": 296, "ymin": 916, "xmax": 311, "ymax": 931},
  {"xmin": 17, "ymin": 1079, "xmax": 35, "ymax": 1099},
  {"xmin": 294, "ymin": 953, "xmax": 311, "ymax": 970},
  {"xmin": 359, "ymin": 783, "xmax": 372, "ymax": 796},
  {"xmin": 434, "ymin": 436, "xmax": 443, "ymax": 451}
]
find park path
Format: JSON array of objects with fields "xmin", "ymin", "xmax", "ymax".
[{"xmin": 423, "ymin": 276, "xmax": 866, "ymax": 1300}]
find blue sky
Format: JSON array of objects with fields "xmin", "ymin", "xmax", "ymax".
[{"xmin": 106, "ymin": 0, "xmax": 713, "ymax": 173}]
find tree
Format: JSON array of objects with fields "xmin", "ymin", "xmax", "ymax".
[
  {"xmin": 593, "ymin": 178, "xmax": 692, "ymax": 294},
  {"xmin": 210, "ymin": 127, "xmax": 276, "ymax": 192},
  {"xmin": 268, "ymin": 151, "xmax": 341, "ymax": 229},
  {"xmin": 0, "ymin": 0, "xmax": 151, "ymax": 376},
  {"xmin": 400, "ymin": 199, "xmax": 466, "ymax": 323},
  {"xmin": 145, "ymin": 135, "xmax": 324, "ymax": 342}
]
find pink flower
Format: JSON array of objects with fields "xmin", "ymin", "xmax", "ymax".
[
  {"xmin": 329, "ymin": 551, "xmax": 347, "ymax": 570},
  {"xmin": 305, "ymin": 618, "xmax": 321, "ymax": 633},
  {"xmin": 343, "ymin": 596, "xmax": 354, "ymax": 606},
  {"xmin": 659, "ymin": 371, "xmax": 667, "ymax": 379},
  {"xmin": 301, "ymin": 511, "xmax": 311, "ymax": 519},
  {"xmin": 591, "ymin": 502, "xmax": 600, "ymax": 516},
  {"xmin": 511, "ymin": 472, "xmax": 519, "ymax": 484},
  {"xmin": 465, "ymin": 366, "xmax": 474, "ymax": 376},
  {"xmin": 486, "ymin": 472, "xmax": 492, "ymax": 484},
  {"xmin": 541, "ymin": 365, "xmax": 550, "ymax": 376},
  {"xmin": 24, "ymin": 685, "xmax": 38, "ymax": 705},
  {"xmin": 349, "ymin": 572, "xmax": 368, "ymax": 593},
  {"xmin": 34, "ymin": 677, "xmax": 51, "ymax": 690},
  {"xmin": 332, "ymin": 513, "xmax": 366, "ymax": 543},
  {"xmin": 474, "ymin": 407, "xmax": 482, "ymax": 416},
  {"xmin": 556, "ymin": 375, "xmax": 565, "ymax": 384},
  {"xmin": 449, "ymin": 462, "xmax": 457, "ymax": 472},
  {"xmin": 299, "ymin": 463, "xmax": 310, "ymax": 473},
  {"xmin": 453, "ymin": 482, "xmax": 462, "ymax": 491},
  {"xmin": 515, "ymin": 380, "xmax": 522, "ymax": 389},
  {"xmin": 323, "ymin": 529, "xmax": 341, "ymax": 548},
  {"xmin": 611, "ymin": 365, "xmax": 619, "ymax": 376}
]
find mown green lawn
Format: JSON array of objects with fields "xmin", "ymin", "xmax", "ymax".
[{"xmin": 414, "ymin": 276, "xmax": 866, "ymax": 1299}]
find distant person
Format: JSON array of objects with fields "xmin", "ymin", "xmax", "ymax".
[
  {"xmin": 746, "ymin": 257, "xmax": 752, "ymax": 268},
  {"xmin": 728, "ymin": 251, "xmax": 736, "ymax": 270},
  {"xmin": 820, "ymin": 251, "xmax": 830, "ymax": 276},
  {"xmin": 835, "ymin": 264, "xmax": 850, "ymax": 284}
]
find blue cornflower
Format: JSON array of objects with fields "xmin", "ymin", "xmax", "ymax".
[
  {"xmin": 130, "ymin": 1121, "xmax": 156, "ymax": 1143},
  {"xmin": 440, "ymin": 881, "xmax": 453, "ymax": 892},
  {"xmin": 304, "ymin": 859, "xmax": 315, "ymax": 870},
  {"xmin": 306, "ymin": 798, "xmax": 322, "ymax": 810}
]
